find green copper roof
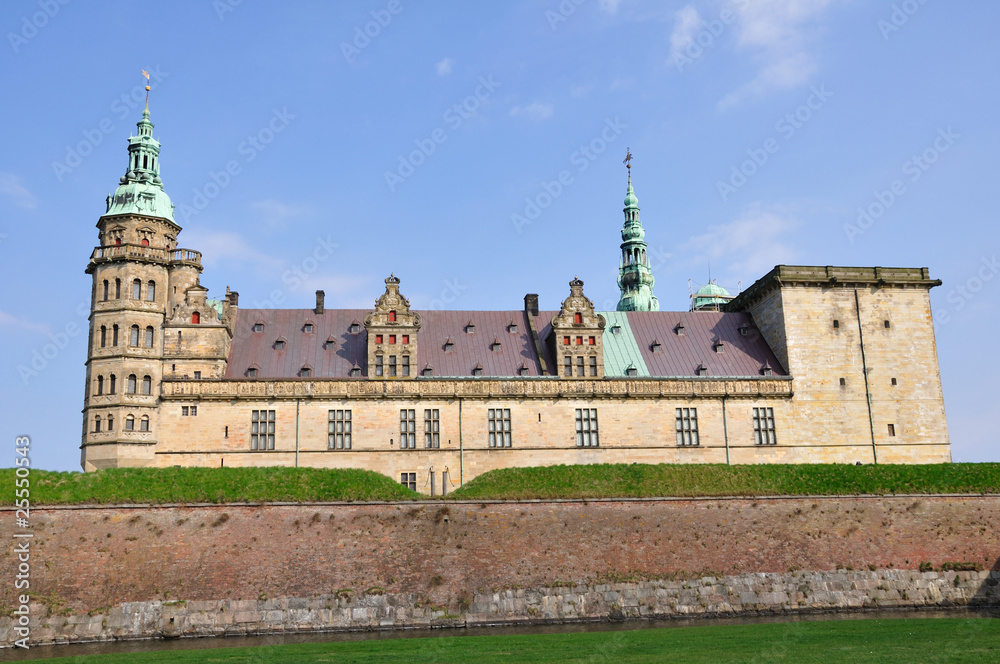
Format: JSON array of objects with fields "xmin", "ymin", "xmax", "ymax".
[
  {"xmin": 624, "ymin": 177, "xmax": 639, "ymax": 208},
  {"xmin": 600, "ymin": 311, "xmax": 650, "ymax": 377},
  {"xmin": 691, "ymin": 282, "xmax": 732, "ymax": 310},
  {"xmin": 102, "ymin": 104, "xmax": 175, "ymax": 222}
]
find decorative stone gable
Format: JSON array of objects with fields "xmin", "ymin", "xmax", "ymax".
[
  {"xmin": 364, "ymin": 275, "xmax": 420, "ymax": 379},
  {"xmin": 551, "ymin": 278, "xmax": 606, "ymax": 378}
]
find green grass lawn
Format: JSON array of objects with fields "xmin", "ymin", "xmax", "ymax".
[
  {"xmin": 3, "ymin": 462, "xmax": 1000, "ymax": 505},
  {"xmin": 24, "ymin": 617, "xmax": 1000, "ymax": 663}
]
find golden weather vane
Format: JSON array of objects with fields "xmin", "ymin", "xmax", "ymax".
[
  {"xmin": 141, "ymin": 69, "xmax": 151, "ymax": 107},
  {"xmin": 623, "ymin": 147, "xmax": 633, "ymax": 173}
]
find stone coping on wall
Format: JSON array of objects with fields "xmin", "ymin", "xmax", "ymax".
[{"xmin": 3, "ymin": 492, "xmax": 996, "ymax": 511}]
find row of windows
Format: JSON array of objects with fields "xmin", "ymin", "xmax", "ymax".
[
  {"xmin": 94, "ymin": 374, "xmax": 153, "ymax": 396},
  {"xmin": 98, "ymin": 324, "xmax": 155, "ymax": 349},
  {"xmin": 92, "ymin": 413, "xmax": 149, "ymax": 433},
  {"xmin": 374, "ymin": 334, "xmax": 410, "ymax": 345},
  {"xmin": 102, "ymin": 278, "xmax": 156, "ymax": 302},
  {"xmin": 245, "ymin": 408, "xmax": 781, "ymax": 451},
  {"xmin": 563, "ymin": 355, "xmax": 599, "ymax": 377},
  {"xmin": 375, "ymin": 355, "xmax": 410, "ymax": 377}
]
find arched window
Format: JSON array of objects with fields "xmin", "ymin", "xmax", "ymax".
[
  {"xmin": 143, "ymin": 155, "xmax": 148, "ymax": 169},
  {"xmin": 140, "ymin": 238, "xmax": 149, "ymax": 247},
  {"xmin": 115, "ymin": 278, "xmax": 121, "ymax": 299},
  {"xmin": 100, "ymin": 326, "xmax": 107, "ymax": 348},
  {"xmin": 109, "ymin": 374, "xmax": 117, "ymax": 394},
  {"xmin": 94, "ymin": 415, "xmax": 102, "ymax": 433},
  {"xmin": 132, "ymin": 279, "xmax": 141, "ymax": 300},
  {"xmin": 146, "ymin": 280, "xmax": 155, "ymax": 301},
  {"xmin": 192, "ymin": 311, "xmax": 200, "ymax": 324},
  {"xmin": 140, "ymin": 415, "xmax": 150, "ymax": 432},
  {"xmin": 130, "ymin": 325, "xmax": 140, "ymax": 346},
  {"xmin": 127, "ymin": 374, "xmax": 137, "ymax": 394},
  {"xmin": 97, "ymin": 375, "xmax": 104, "ymax": 395},
  {"xmin": 112, "ymin": 324, "xmax": 119, "ymax": 346},
  {"xmin": 107, "ymin": 414, "xmax": 114, "ymax": 431},
  {"xmin": 145, "ymin": 326, "xmax": 154, "ymax": 348},
  {"xmin": 125, "ymin": 415, "xmax": 134, "ymax": 431},
  {"xmin": 142, "ymin": 375, "xmax": 151, "ymax": 395},
  {"xmin": 103, "ymin": 280, "xmax": 109, "ymax": 301}
]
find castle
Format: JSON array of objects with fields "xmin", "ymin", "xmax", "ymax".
[{"xmin": 81, "ymin": 103, "xmax": 951, "ymax": 492}]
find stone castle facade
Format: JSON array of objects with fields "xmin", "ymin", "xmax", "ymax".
[{"xmin": 81, "ymin": 106, "xmax": 951, "ymax": 492}]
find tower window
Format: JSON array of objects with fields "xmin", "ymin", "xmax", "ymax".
[
  {"xmin": 102, "ymin": 280, "xmax": 109, "ymax": 301},
  {"xmin": 113, "ymin": 324, "xmax": 119, "ymax": 346},
  {"xmin": 125, "ymin": 415, "xmax": 134, "ymax": 431},
  {"xmin": 375, "ymin": 355, "xmax": 384, "ymax": 377},
  {"xmin": 109, "ymin": 374, "xmax": 117, "ymax": 394},
  {"xmin": 96, "ymin": 375, "xmax": 104, "ymax": 395},
  {"xmin": 191, "ymin": 312, "xmax": 200, "ymax": 324},
  {"xmin": 564, "ymin": 355, "xmax": 572, "ymax": 377},
  {"xmin": 115, "ymin": 278, "xmax": 121, "ymax": 299},
  {"xmin": 142, "ymin": 375, "xmax": 151, "ymax": 395},
  {"xmin": 140, "ymin": 416, "xmax": 149, "ymax": 432},
  {"xmin": 100, "ymin": 326, "xmax": 107, "ymax": 348},
  {"xmin": 127, "ymin": 374, "xmax": 137, "ymax": 394},
  {"xmin": 147, "ymin": 281, "xmax": 155, "ymax": 301},
  {"xmin": 145, "ymin": 326, "xmax": 154, "ymax": 348},
  {"xmin": 143, "ymin": 155, "xmax": 148, "ymax": 169},
  {"xmin": 402, "ymin": 355, "xmax": 410, "ymax": 377},
  {"xmin": 589, "ymin": 356, "xmax": 598, "ymax": 377},
  {"xmin": 94, "ymin": 415, "xmax": 102, "ymax": 433},
  {"xmin": 132, "ymin": 279, "xmax": 141, "ymax": 300},
  {"xmin": 389, "ymin": 355, "xmax": 397, "ymax": 377},
  {"xmin": 130, "ymin": 325, "xmax": 140, "ymax": 347},
  {"xmin": 107, "ymin": 414, "xmax": 114, "ymax": 431},
  {"xmin": 576, "ymin": 356, "xmax": 585, "ymax": 377}
]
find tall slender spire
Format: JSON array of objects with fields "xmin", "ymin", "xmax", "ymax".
[{"xmin": 616, "ymin": 149, "xmax": 659, "ymax": 312}]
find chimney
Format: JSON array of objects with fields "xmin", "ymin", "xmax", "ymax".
[
  {"xmin": 315, "ymin": 290, "xmax": 325, "ymax": 315},
  {"xmin": 524, "ymin": 294, "xmax": 539, "ymax": 317},
  {"xmin": 227, "ymin": 290, "xmax": 239, "ymax": 307}
]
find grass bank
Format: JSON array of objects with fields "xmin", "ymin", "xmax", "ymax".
[{"xmin": 23, "ymin": 617, "xmax": 1000, "ymax": 663}]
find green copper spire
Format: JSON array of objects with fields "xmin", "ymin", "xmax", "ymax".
[
  {"xmin": 102, "ymin": 89, "xmax": 175, "ymax": 222},
  {"xmin": 616, "ymin": 153, "xmax": 659, "ymax": 312}
]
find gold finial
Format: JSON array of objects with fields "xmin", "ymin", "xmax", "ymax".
[
  {"xmin": 623, "ymin": 147, "xmax": 633, "ymax": 173},
  {"xmin": 141, "ymin": 69, "xmax": 151, "ymax": 109}
]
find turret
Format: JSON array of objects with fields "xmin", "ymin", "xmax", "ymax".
[{"xmin": 616, "ymin": 152, "xmax": 659, "ymax": 312}]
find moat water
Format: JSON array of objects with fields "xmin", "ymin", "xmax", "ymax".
[{"xmin": 7, "ymin": 607, "xmax": 1000, "ymax": 661}]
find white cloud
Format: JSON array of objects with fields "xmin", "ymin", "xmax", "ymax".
[
  {"xmin": 669, "ymin": 5, "xmax": 702, "ymax": 63},
  {"xmin": 435, "ymin": 57, "xmax": 453, "ymax": 76},
  {"xmin": 599, "ymin": 0, "xmax": 624, "ymax": 13},
  {"xmin": 0, "ymin": 172, "xmax": 38, "ymax": 209},
  {"xmin": 181, "ymin": 230, "xmax": 284, "ymax": 271},
  {"xmin": 0, "ymin": 310, "xmax": 51, "ymax": 335},
  {"xmin": 508, "ymin": 102, "xmax": 554, "ymax": 122},
  {"xmin": 251, "ymin": 199, "xmax": 310, "ymax": 231},
  {"xmin": 717, "ymin": 0, "xmax": 839, "ymax": 110},
  {"xmin": 677, "ymin": 204, "xmax": 800, "ymax": 283}
]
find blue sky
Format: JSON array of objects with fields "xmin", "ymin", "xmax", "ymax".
[{"xmin": 1, "ymin": 0, "xmax": 997, "ymax": 470}]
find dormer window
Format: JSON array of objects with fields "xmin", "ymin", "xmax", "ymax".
[
  {"xmin": 491, "ymin": 338, "xmax": 502, "ymax": 351},
  {"xmin": 650, "ymin": 339, "xmax": 662, "ymax": 353},
  {"xmin": 324, "ymin": 337, "xmax": 336, "ymax": 350},
  {"xmin": 299, "ymin": 366, "xmax": 312, "ymax": 378},
  {"xmin": 611, "ymin": 325, "xmax": 621, "ymax": 335},
  {"xmin": 518, "ymin": 364, "xmax": 529, "ymax": 376},
  {"xmin": 761, "ymin": 363, "xmax": 773, "ymax": 376},
  {"xmin": 508, "ymin": 322, "xmax": 518, "ymax": 334},
  {"xmin": 444, "ymin": 338, "xmax": 454, "ymax": 352},
  {"xmin": 252, "ymin": 322, "xmax": 264, "ymax": 333},
  {"xmin": 472, "ymin": 364, "xmax": 483, "ymax": 377},
  {"xmin": 247, "ymin": 367, "xmax": 259, "ymax": 378},
  {"xmin": 465, "ymin": 322, "xmax": 475, "ymax": 334},
  {"xmin": 303, "ymin": 323, "xmax": 314, "ymax": 333},
  {"xmin": 738, "ymin": 325, "xmax": 749, "ymax": 336},
  {"xmin": 625, "ymin": 365, "xmax": 638, "ymax": 377},
  {"xmin": 675, "ymin": 323, "xmax": 685, "ymax": 336},
  {"xmin": 713, "ymin": 341, "xmax": 724, "ymax": 354},
  {"xmin": 422, "ymin": 364, "xmax": 434, "ymax": 377},
  {"xmin": 274, "ymin": 338, "xmax": 286, "ymax": 350},
  {"xmin": 349, "ymin": 365, "xmax": 361, "ymax": 377},
  {"xmin": 349, "ymin": 322, "xmax": 360, "ymax": 334},
  {"xmin": 695, "ymin": 364, "xmax": 708, "ymax": 376}
]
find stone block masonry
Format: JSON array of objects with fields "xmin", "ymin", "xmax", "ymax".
[{"xmin": 1, "ymin": 495, "xmax": 997, "ymax": 646}]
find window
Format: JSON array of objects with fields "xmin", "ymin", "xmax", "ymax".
[
  {"xmin": 465, "ymin": 323, "xmax": 475, "ymax": 334},
  {"xmin": 274, "ymin": 339, "xmax": 285, "ymax": 350},
  {"xmin": 193, "ymin": 371, "xmax": 201, "ymax": 380},
  {"xmin": 424, "ymin": 409, "xmax": 440, "ymax": 448},
  {"xmin": 422, "ymin": 365, "xmax": 434, "ymax": 376},
  {"xmin": 676, "ymin": 408, "xmax": 699, "ymax": 446},
  {"xmin": 124, "ymin": 415, "xmax": 134, "ymax": 431},
  {"xmin": 891, "ymin": 377, "xmax": 898, "ymax": 386},
  {"xmin": 884, "ymin": 320, "xmax": 891, "ymax": 329},
  {"xmin": 402, "ymin": 355, "xmax": 410, "ymax": 377},
  {"xmin": 761, "ymin": 364, "xmax": 773, "ymax": 377},
  {"xmin": 738, "ymin": 326, "xmax": 749, "ymax": 336},
  {"xmin": 252, "ymin": 323, "xmax": 264, "ymax": 333},
  {"xmin": 574, "ymin": 312, "xmax": 582, "ymax": 324},
  {"xmin": 472, "ymin": 365, "xmax": 483, "ymax": 377},
  {"xmin": 839, "ymin": 377, "xmax": 846, "ymax": 386},
  {"xmin": 388, "ymin": 310, "xmax": 397, "ymax": 322},
  {"xmin": 97, "ymin": 375, "xmax": 104, "ymax": 395},
  {"xmin": 400, "ymin": 409, "xmax": 416, "ymax": 449},
  {"xmin": 140, "ymin": 416, "xmax": 149, "ymax": 432},
  {"xmin": 103, "ymin": 280, "xmax": 109, "ymax": 301},
  {"xmin": 753, "ymin": 407, "xmax": 777, "ymax": 445},
  {"xmin": 349, "ymin": 323, "xmax": 360, "ymax": 334},
  {"xmin": 588, "ymin": 336, "xmax": 596, "ymax": 345},
  {"xmin": 247, "ymin": 367, "xmax": 258, "ymax": 378},
  {"xmin": 115, "ymin": 278, "xmax": 121, "ymax": 299},
  {"xmin": 375, "ymin": 355, "xmax": 384, "ymax": 377},
  {"xmin": 518, "ymin": 365, "xmax": 529, "ymax": 376},
  {"xmin": 349, "ymin": 366, "xmax": 361, "ymax": 377},
  {"xmin": 675, "ymin": 324, "xmax": 685, "ymax": 336},
  {"xmin": 141, "ymin": 375, "xmax": 151, "ymax": 395},
  {"xmin": 127, "ymin": 374, "xmax": 137, "ymax": 394},
  {"xmin": 833, "ymin": 319, "xmax": 840, "ymax": 329},
  {"xmin": 400, "ymin": 472, "xmax": 416, "ymax": 491},
  {"xmin": 182, "ymin": 406, "xmax": 198, "ymax": 416},
  {"xmin": 576, "ymin": 336, "xmax": 583, "ymax": 345},
  {"xmin": 575, "ymin": 409, "xmax": 599, "ymax": 447},
  {"xmin": 388, "ymin": 334, "xmax": 396, "ymax": 344},
  {"xmin": 191, "ymin": 406, "xmax": 197, "ymax": 416},
  {"xmin": 887, "ymin": 423, "xmax": 896, "ymax": 437},
  {"xmin": 402, "ymin": 334, "xmax": 409, "ymax": 344},
  {"xmin": 696, "ymin": 365, "xmax": 708, "ymax": 376},
  {"xmin": 145, "ymin": 326, "xmax": 154, "ymax": 348},
  {"xmin": 94, "ymin": 415, "xmax": 102, "ymax": 433},
  {"xmin": 611, "ymin": 325, "xmax": 621, "ymax": 335},
  {"xmin": 300, "ymin": 367, "xmax": 312, "ymax": 377},
  {"xmin": 328, "ymin": 410, "xmax": 352, "ymax": 449},
  {"xmin": 389, "ymin": 355, "xmax": 397, "ymax": 377},
  {"xmin": 147, "ymin": 281, "xmax": 155, "ymax": 301},
  {"xmin": 324, "ymin": 338, "xmax": 336, "ymax": 350},
  {"xmin": 491, "ymin": 339, "xmax": 501, "ymax": 351},
  {"xmin": 192, "ymin": 311, "xmax": 200, "ymax": 324},
  {"xmin": 303, "ymin": 323, "xmax": 313, "ymax": 333},
  {"xmin": 488, "ymin": 408, "xmax": 511, "ymax": 448},
  {"xmin": 107, "ymin": 414, "xmax": 114, "ymax": 431},
  {"xmin": 576, "ymin": 356, "xmax": 584, "ymax": 377},
  {"xmin": 130, "ymin": 325, "xmax": 139, "ymax": 346},
  {"xmin": 444, "ymin": 339, "xmax": 454, "ymax": 352},
  {"xmin": 508, "ymin": 324, "xmax": 518, "ymax": 334},
  {"xmin": 132, "ymin": 279, "xmax": 141, "ymax": 300},
  {"xmin": 251, "ymin": 410, "xmax": 275, "ymax": 450},
  {"xmin": 375, "ymin": 334, "xmax": 384, "ymax": 344},
  {"xmin": 564, "ymin": 355, "xmax": 572, "ymax": 377},
  {"xmin": 109, "ymin": 374, "xmax": 116, "ymax": 394},
  {"xmin": 589, "ymin": 356, "xmax": 598, "ymax": 377},
  {"xmin": 714, "ymin": 341, "xmax": 725, "ymax": 354},
  {"xmin": 100, "ymin": 326, "xmax": 107, "ymax": 348},
  {"xmin": 625, "ymin": 365, "xmax": 637, "ymax": 377}
]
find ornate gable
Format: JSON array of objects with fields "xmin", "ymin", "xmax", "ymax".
[
  {"xmin": 364, "ymin": 275, "xmax": 420, "ymax": 379},
  {"xmin": 551, "ymin": 278, "xmax": 605, "ymax": 379}
]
